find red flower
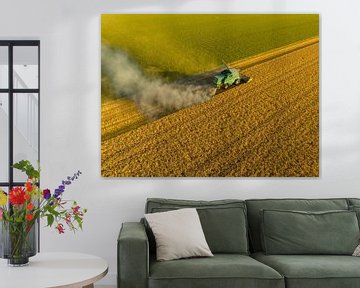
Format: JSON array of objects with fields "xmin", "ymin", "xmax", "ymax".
[
  {"xmin": 56, "ymin": 223, "xmax": 65, "ymax": 234},
  {"xmin": 26, "ymin": 214, "xmax": 33, "ymax": 221},
  {"xmin": 24, "ymin": 193, "xmax": 31, "ymax": 200},
  {"xmin": 65, "ymin": 214, "xmax": 71, "ymax": 225},
  {"xmin": 26, "ymin": 203, "xmax": 34, "ymax": 210},
  {"xmin": 9, "ymin": 187, "xmax": 26, "ymax": 205},
  {"xmin": 72, "ymin": 205, "xmax": 80, "ymax": 215},
  {"xmin": 25, "ymin": 182, "xmax": 33, "ymax": 192}
]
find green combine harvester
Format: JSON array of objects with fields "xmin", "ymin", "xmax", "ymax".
[{"xmin": 213, "ymin": 60, "xmax": 252, "ymax": 89}]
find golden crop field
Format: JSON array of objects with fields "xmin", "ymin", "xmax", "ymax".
[
  {"xmin": 101, "ymin": 68, "xmax": 149, "ymax": 141},
  {"xmin": 101, "ymin": 98, "xmax": 147, "ymax": 141},
  {"xmin": 101, "ymin": 42, "xmax": 319, "ymax": 177}
]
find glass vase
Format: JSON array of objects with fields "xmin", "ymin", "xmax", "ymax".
[{"xmin": 0, "ymin": 220, "xmax": 37, "ymax": 266}]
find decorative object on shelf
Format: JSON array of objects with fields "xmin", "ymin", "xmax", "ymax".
[{"xmin": 0, "ymin": 160, "xmax": 87, "ymax": 266}]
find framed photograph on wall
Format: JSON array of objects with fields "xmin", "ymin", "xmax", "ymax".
[{"xmin": 101, "ymin": 14, "xmax": 319, "ymax": 177}]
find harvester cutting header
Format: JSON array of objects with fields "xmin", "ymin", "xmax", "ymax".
[{"xmin": 213, "ymin": 60, "xmax": 252, "ymax": 89}]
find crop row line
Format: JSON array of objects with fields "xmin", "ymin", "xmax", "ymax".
[
  {"xmin": 187, "ymin": 82, "xmax": 318, "ymax": 176},
  {"xmin": 217, "ymin": 91, "xmax": 318, "ymax": 176}
]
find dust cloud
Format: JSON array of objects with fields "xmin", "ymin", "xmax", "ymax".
[{"xmin": 102, "ymin": 45, "xmax": 215, "ymax": 119}]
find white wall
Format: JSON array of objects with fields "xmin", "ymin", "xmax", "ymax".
[{"xmin": 1, "ymin": 0, "xmax": 360, "ymax": 286}]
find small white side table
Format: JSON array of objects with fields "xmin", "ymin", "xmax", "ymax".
[{"xmin": 0, "ymin": 252, "xmax": 108, "ymax": 288}]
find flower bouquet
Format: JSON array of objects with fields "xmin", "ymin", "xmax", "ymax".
[{"xmin": 0, "ymin": 160, "xmax": 87, "ymax": 266}]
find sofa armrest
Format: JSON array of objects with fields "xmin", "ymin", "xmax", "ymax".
[{"xmin": 118, "ymin": 222, "xmax": 149, "ymax": 288}]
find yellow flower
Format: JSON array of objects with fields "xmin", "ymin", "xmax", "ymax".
[{"xmin": 0, "ymin": 189, "xmax": 7, "ymax": 206}]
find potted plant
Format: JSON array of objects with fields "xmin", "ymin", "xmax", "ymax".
[{"xmin": 0, "ymin": 160, "xmax": 87, "ymax": 266}]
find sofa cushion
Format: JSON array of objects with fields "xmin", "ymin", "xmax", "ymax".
[
  {"xmin": 346, "ymin": 199, "xmax": 360, "ymax": 229},
  {"xmin": 347, "ymin": 198, "xmax": 360, "ymax": 207},
  {"xmin": 261, "ymin": 209, "xmax": 359, "ymax": 255},
  {"xmin": 349, "ymin": 205, "xmax": 360, "ymax": 228},
  {"xmin": 252, "ymin": 252, "xmax": 360, "ymax": 288},
  {"xmin": 246, "ymin": 198, "xmax": 349, "ymax": 252},
  {"xmin": 145, "ymin": 208, "xmax": 213, "ymax": 261},
  {"xmin": 146, "ymin": 198, "xmax": 249, "ymax": 254},
  {"xmin": 149, "ymin": 254, "xmax": 284, "ymax": 288}
]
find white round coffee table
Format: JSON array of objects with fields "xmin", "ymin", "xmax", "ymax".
[{"xmin": 0, "ymin": 252, "xmax": 108, "ymax": 288}]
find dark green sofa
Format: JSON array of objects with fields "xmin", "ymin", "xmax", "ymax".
[{"xmin": 118, "ymin": 198, "xmax": 360, "ymax": 288}]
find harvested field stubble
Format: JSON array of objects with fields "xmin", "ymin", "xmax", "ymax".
[
  {"xmin": 101, "ymin": 98, "xmax": 147, "ymax": 141},
  {"xmin": 101, "ymin": 43, "xmax": 319, "ymax": 177}
]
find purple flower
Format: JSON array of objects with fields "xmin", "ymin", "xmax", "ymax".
[
  {"xmin": 54, "ymin": 171, "xmax": 82, "ymax": 199},
  {"xmin": 61, "ymin": 171, "xmax": 82, "ymax": 186},
  {"xmin": 54, "ymin": 189, "xmax": 63, "ymax": 198},
  {"xmin": 43, "ymin": 189, "xmax": 51, "ymax": 200}
]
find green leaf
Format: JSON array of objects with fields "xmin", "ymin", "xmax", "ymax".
[
  {"xmin": 75, "ymin": 216, "xmax": 83, "ymax": 230},
  {"xmin": 46, "ymin": 205, "xmax": 60, "ymax": 217},
  {"xmin": 12, "ymin": 160, "xmax": 40, "ymax": 180},
  {"xmin": 47, "ymin": 214, "xmax": 54, "ymax": 227}
]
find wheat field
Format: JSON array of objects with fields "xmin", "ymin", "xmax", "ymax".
[
  {"xmin": 102, "ymin": 14, "xmax": 319, "ymax": 78},
  {"xmin": 101, "ymin": 43, "xmax": 319, "ymax": 177}
]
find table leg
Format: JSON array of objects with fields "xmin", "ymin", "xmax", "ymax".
[{"xmin": 82, "ymin": 284, "xmax": 94, "ymax": 288}]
